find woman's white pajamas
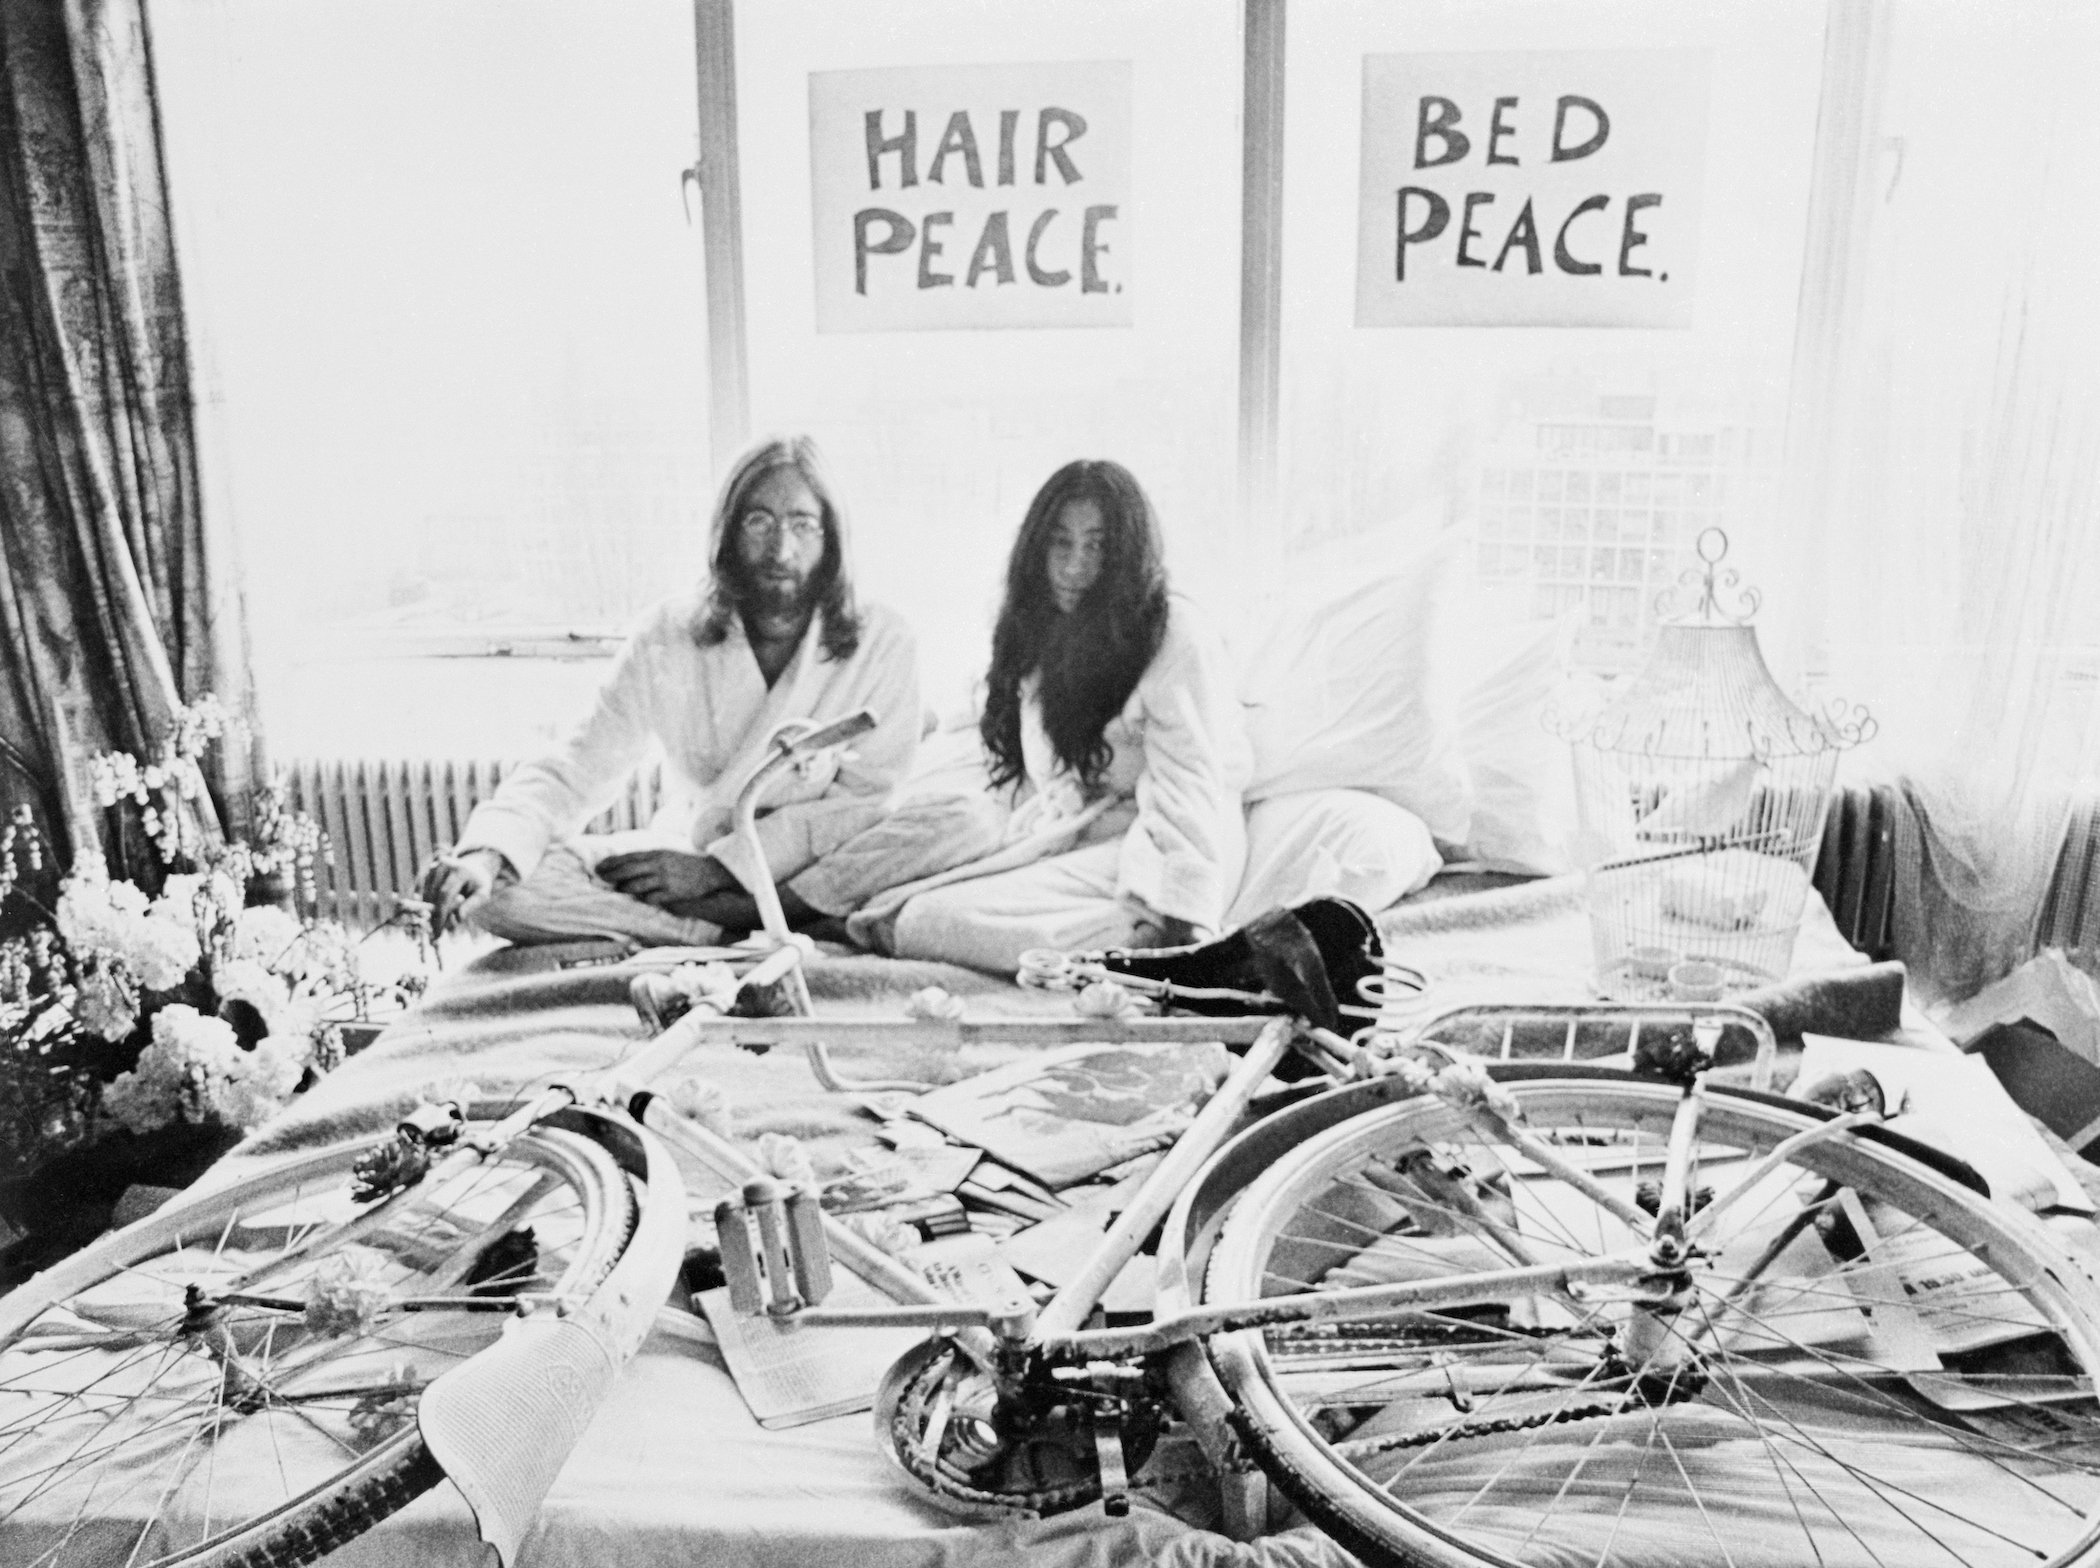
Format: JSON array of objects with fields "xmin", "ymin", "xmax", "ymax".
[{"xmin": 841, "ymin": 596, "xmax": 1250, "ymax": 974}]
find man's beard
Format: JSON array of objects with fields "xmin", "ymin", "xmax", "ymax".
[{"xmin": 736, "ymin": 561, "xmax": 820, "ymax": 624}]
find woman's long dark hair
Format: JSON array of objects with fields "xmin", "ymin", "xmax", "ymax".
[
  {"xmin": 980, "ymin": 460, "xmax": 1169, "ymax": 793},
  {"xmin": 695, "ymin": 435, "xmax": 861, "ymax": 661}
]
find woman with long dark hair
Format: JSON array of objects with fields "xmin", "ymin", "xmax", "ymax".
[{"xmin": 834, "ymin": 459, "xmax": 1248, "ymax": 973}]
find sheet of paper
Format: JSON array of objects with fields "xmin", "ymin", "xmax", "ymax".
[
  {"xmin": 700, "ymin": 1232, "xmax": 1035, "ymax": 1429},
  {"xmin": 699, "ymin": 1274, "xmax": 920, "ymax": 1430},
  {"xmin": 820, "ymin": 1145, "xmax": 983, "ymax": 1214},
  {"xmin": 995, "ymin": 1208, "xmax": 1154, "ymax": 1314},
  {"xmin": 1800, "ymin": 1034, "xmax": 2095, "ymax": 1213},
  {"xmin": 908, "ymin": 1040, "xmax": 1228, "ymax": 1188},
  {"xmin": 905, "ymin": 1232, "xmax": 1034, "ymax": 1311}
]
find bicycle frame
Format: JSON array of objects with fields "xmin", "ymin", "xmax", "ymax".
[
  {"xmin": 731, "ymin": 1004, "xmax": 1783, "ymax": 1386},
  {"xmin": 591, "ymin": 730, "xmax": 1801, "ymax": 1506}
]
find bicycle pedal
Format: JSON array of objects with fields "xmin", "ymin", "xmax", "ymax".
[
  {"xmin": 713, "ymin": 1178, "xmax": 832, "ymax": 1315},
  {"xmin": 1092, "ymin": 1409, "xmax": 1132, "ymax": 1517}
]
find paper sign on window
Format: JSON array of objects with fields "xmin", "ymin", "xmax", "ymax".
[
  {"xmin": 809, "ymin": 61, "xmax": 1132, "ymax": 333},
  {"xmin": 1355, "ymin": 50, "xmax": 1709, "ymax": 329}
]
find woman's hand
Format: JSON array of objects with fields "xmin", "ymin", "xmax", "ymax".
[
  {"xmin": 1128, "ymin": 913, "xmax": 1201, "ymax": 951},
  {"xmin": 596, "ymin": 849, "xmax": 737, "ymax": 915}
]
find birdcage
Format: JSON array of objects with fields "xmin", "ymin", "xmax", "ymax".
[{"xmin": 1549, "ymin": 531, "xmax": 1874, "ymax": 1001}]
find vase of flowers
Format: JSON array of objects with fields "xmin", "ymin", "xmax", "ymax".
[
  {"xmin": 0, "ymin": 700, "xmax": 432, "ymax": 1277},
  {"xmin": 243, "ymin": 773, "xmax": 328, "ymax": 915}
]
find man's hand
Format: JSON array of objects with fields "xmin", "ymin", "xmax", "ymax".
[
  {"xmin": 596, "ymin": 849, "xmax": 737, "ymax": 915},
  {"xmin": 420, "ymin": 848, "xmax": 513, "ymax": 936},
  {"xmin": 673, "ymin": 885, "xmax": 820, "ymax": 937}
]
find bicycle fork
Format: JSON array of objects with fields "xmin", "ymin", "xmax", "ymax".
[{"xmin": 1615, "ymin": 1082, "xmax": 1709, "ymax": 1399}]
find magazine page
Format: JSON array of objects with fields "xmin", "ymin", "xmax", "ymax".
[{"xmin": 907, "ymin": 1039, "xmax": 1232, "ymax": 1188}]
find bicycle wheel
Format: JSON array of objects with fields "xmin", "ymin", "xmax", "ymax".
[
  {"xmin": 0, "ymin": 1114, "xmax": 635, "ymax": 1568},
  {"xmin": 1195, "ymin": 1066, "xmax": 2100, "ymax": 1568}
]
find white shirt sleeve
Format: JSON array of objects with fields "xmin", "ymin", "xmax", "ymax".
[{"xmin": 455, "ymin": 623, "xmax": 664, "ymax": 881}]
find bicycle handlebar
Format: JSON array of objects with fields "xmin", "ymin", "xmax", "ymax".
[
  {"xmin": 733, "ymin": 709, "xmax": 879, "ymax": 825},
  {"xmin": 772, "ymin": 709, "xmax": 878, "ymax": 757},
  {"xmin": 734, "ymin": 707, "xmax": 880, "ymax": 948}
]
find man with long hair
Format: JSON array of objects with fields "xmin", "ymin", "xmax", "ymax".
[
  {"xmin": 419, "ymin": 435, "xmax": 919, "ymax": 947},
  {"xmin": 833, "ymin": 459, "xmax": 1249, "ymax": 973}
]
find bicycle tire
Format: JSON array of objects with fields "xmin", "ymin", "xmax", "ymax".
[
  {"xmin": 0, "ymin": 1114, "xmax": 635, "ymax": 1568},
  {"xmin": 1194, "ymin": 1067, "xmax": 2100, "ymax": 1568}
]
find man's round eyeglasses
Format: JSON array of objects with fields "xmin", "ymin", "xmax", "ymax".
[{"xmin": 739, "ymin": 509, "xmax": 824, "ymax": 546}]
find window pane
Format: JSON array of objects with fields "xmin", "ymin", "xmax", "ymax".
[
  {"xmin": 1278, "ymin": 0, "xmax": 1824, "ymax": 669},
  {"xmin": 154, "ymin": 0, "xmax": 710, "ymax": 756}
]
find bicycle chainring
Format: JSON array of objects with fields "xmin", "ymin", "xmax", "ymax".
[{"xmin": 873, "ymin": 1338, "xmax": 1174, "ymax": 1520}]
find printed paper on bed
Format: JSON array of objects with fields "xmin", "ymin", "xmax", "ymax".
[{"xmin": 906, "ymin": 1038, "xmax": 1232, "ymax": 1189}]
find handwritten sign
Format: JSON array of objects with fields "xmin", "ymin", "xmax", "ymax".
[
  {"xmin": 809, "ymin": 61, "xmax": 1132, "ymax": 333},
  {"xmin": 1355, "ymin": 51, "xmax": 1709, "ymax": 328}
]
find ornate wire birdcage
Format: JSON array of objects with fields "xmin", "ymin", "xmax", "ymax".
[{"xmin": 1549, "ymin": 531, "xmax": 1875, "ymax": 1001}]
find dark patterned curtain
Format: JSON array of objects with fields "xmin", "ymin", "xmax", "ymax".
[{"xmin": 0, "ymin": 0, "xmax": 255, "ymax": 891}]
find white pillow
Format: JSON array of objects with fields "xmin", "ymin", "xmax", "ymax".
[
  {"xmin": 1235, "ymin": 534, "xmax": 1474, "ymax": 845},
  {"xmin": 1226, "ymin": 789, "xmax": 1442, "ymax": 928},
  {"xmin": 1443, "ymin": 605, "xmax": 1581, "ymax": 875},
  {"xmin": 897, "ymin": 717, "xmax": 992, "ymax": 802}
]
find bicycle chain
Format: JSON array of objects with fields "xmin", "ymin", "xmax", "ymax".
[
  {"xmin": 890, "ymin": 1371, "xmax": 1656, "ymax": 1513},
  {"xmin": 1332, "ymin": 1393, "xmax": 1644, "ymax": 1462}
]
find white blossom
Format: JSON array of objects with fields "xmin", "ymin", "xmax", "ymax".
[{"xmin": 231, "ymin": 904, "xmax": 303, "ymax": 968}]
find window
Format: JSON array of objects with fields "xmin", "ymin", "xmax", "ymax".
[
  {"xmin": 1275, "ymin": 0, "xmax": 1825, "ymax": 671},
  {"xmin": 153, "ymin": 0, "xmax": 711, "ymax": 757}
]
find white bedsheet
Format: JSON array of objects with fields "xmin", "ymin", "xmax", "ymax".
[{"xmin": 323, "ymin": 1310, "xmax": 1347, "ymax": 1568}]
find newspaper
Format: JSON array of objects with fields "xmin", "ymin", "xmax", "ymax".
[{"xmin": 1703, "ymin": 1036, "xmax": 2097, "ymax": 1399}]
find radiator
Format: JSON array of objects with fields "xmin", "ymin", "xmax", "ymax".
[
  {"xmin": 2037, "ymin": 795, "xmax": 2100, "ymax": 959},
  {"xmin": 284, "ymin": 760, "xmax": 663, "ymax": 929},
  {"xmin": 1806, "ymin": 785, "xmax": 2100, "ymax": 969},
  {"xmin": 1811, "ymin": 782, "xmax": 1898, "ymax": 962}
]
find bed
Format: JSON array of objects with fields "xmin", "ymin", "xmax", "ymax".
[
  {"xmin": 168, "ymin": 873, "xmax": 1955, "ymax": 1564},
  {"xmin": 23, "ymin": 875, "xmax": 2028, "ymax": 1568}
]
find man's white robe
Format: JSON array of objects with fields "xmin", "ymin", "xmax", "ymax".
[{"xmin": 458, "ymin": 592, "xmax": 918, "ymax": 928}]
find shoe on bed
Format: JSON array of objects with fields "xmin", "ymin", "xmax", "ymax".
[{"xmin": 1095, "ymin": 896, "xmax": 1383, "ymax": 1038}]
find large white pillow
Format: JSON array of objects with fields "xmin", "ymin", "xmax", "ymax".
[
  {"xmin": 1441, "ymin": 598, "xmax": 1582, "ymax": 875},
  {"xmin": 1235, "ymin": 534, "xmax": 1474, "ymax": 846},
  {"xmin": 1226, "ymin": 789, "xmax": 1442, "ymax": 928}
]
